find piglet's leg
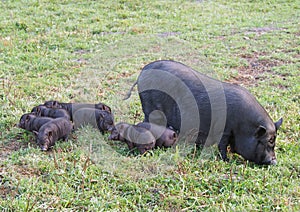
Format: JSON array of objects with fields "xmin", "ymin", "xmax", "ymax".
[
  {"xmin": 126, "ymin": 141, "xmax": 134, "ymax": 150},
  {"xmin": 62, "ymin": 135, "xmax": 69, "ymax": 141}
]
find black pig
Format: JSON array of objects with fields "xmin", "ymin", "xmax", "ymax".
[
  {"xmin": 136, "ymin": 122, "xmax": 178, "ymax": 148},
  {"xmin": 18, "ymin": 113, "xmax": 53, "ymax": 132},
  {"xmin": 108, "ymin": 122, "xmax": 156, "ymax": 154},
  {"xmin": 44, "ymin": 101, "xmax": 111, "ymax": 121},
  {"xmin": 125, "ymin": 60, "xmax": 283, "ymax": 165},
  {"xmin": 35, "ymin": 118, "xmax": 73, "ymax": 151},
  {"xmin": 31, "ymin": 105, "xmax": 70, "ymax": 120},
  {"xmin": 73, "ymin": 108, "xmax": 114, "ymax": 134}
]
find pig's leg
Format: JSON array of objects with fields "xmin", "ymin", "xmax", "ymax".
[
  {"xmin": 62, "ymin": 135, "xmax": 69, "ymax": 141},
  {"xmin": 139, "ymin": 92, "xmax": 157, "ymax": 123},
  {"xmin": 126, "ymin": 141, "xmax": 134, "ymax": 150},
  {"xmin": 218, "ymin": 133, "xmax": 231, "ymax": 162},
  {"xmin": 138, "ymin": 147, "xmax": 146, "ymax": 154},
  {"xmin": 143, "ymin": 114, "xmax": 149, "ymax": 122}
]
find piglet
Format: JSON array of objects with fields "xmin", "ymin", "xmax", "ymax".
[
  {"xmin": 108, "ymin": 122, "xmax": 156, "ymax": 154},
  {"xmin": 18, "ymin": 113, "xmax": 53, "ymax": 132},
  {"xmin": 73, "ymin": 108, "xmax": 114, "ymax": 134},
  {"xmin": 44, "ymin": 101, "xmax": 112, "ymax": 120},
  {"xmin": 35, "ymin": 117, "xmax": 73, "ymax": 151},
  {"xmin": 31, "ymin": 105, "xmax": 70, "ymax": 120},
  {"xmin": 136, "ymin": 122, "xmax": 178, "ymax": 148}
]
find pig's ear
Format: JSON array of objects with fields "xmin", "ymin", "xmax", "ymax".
[
  {"xmin": 33, "ymin": 131, "xmax": 39, "ymax": 136},
  {"xmin": 255, "ymin": 125, "xmax": 266, "ymax": 138},
  {"xmin": 53, "ymin": 101, "xmax": 60, "ymax": 107},
  {"xmin": 103, "ymin": 105, "xmax": 111, "ymax": 113},
  {"xmin": 274, "ymin": 118, "xmax": 283, "ymax": 131},
  {"xmin": 48, "ymin": 131, "xmax": 53, "ymax": 139}
]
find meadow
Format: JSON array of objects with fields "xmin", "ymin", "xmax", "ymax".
[{"xmin": 0, "ymin": 0, "xmax": 299, "ymax": 211}]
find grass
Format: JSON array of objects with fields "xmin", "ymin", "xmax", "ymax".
[{"xmin": 0, "ymin": 0, "xmax": 299, "ymax": 211}]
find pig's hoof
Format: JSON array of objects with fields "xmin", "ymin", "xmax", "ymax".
[{"xmin": 220, "ymin": 155, "xmax": 229, "ymax": 162}]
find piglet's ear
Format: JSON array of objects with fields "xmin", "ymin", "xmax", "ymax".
[
  {"xmin": 104, "ymin": 105, "xmax": 111, "ymax": 113},
  {"xmin": 53, "ymin": 101, "xmax": 60, "ymax": 108},
  {"xmin": 33, "ymin": 131, "xmax": 39, "ymax": 136},
  {"xmin": 274, "ymin": 118, "xmax": 283, "ymax": 131},
  {"xmin": 48, "ymin": 131, "xmax": 53, "ymax": 139},
  {"xmin": 255, "ymin": 125, "xmax": 266, "ymax": 138}
]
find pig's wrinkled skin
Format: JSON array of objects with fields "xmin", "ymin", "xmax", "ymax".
[
  {"xmin": 18, "ymin": 113, "xmax": 53, "ymax": 132},
  {"xmin": 136, "ymin": 122, "xmax": 178, "ymax": 148},
  {"xmin": 31, "ymin": 105, "xmax": 70, "ymax": 120},
  {"xmin": 108, "ymin": 122, "xmax": 156, "ymax": 154},
  {"xmin": 126, "ymin": 60, "xmax": 283, "ymax": 165},
  {"xmin": 35, "ymin": 118, "xmax": 73, "ymax": 151},
  {"xmin": 44, "ymin": 101, "xmax": 112, "ymax": 121},
  {"xmin": 73, "ymin": 108, "xmax": 114, "ymax": 134}
]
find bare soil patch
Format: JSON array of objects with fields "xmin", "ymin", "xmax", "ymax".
[
  {"xmin": 244, "ymin": 27, "xmax": 284, "ymax": 35},
  {"xmin": 0, "ymin": 136, "xmax": 41, "ymax": 199},
  {"xmin": 0, "ymin": 138, "xmax": 28, "ymax": 161},
  {"xmin": 229, "ymin": 52, "xmax": 288, "ymax": 86},
  {"xmin": 0, "ymin": 183, "xmax": 14, "ymax": 199}
]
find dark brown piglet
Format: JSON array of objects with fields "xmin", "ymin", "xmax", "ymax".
[
  {"xmin": 18, "ymin": 113, "xmax": 53, "ymax": 132},
  {"xmin": 136, "ymin": 122, "xmax": 178, "ymax": 148},
  {"xmin": 18, "ymin": 113, "xmax": 35, "ymax": 130},
  {"xmin": 31, "ymin": 105, "xmax": 70, "ymax": 120},
  {"xmin": 35, "ymin": 118, "xmax": 73, "ymax": 151},
  {"xmin": 31, "ymin": 104, "xmax": 44, "ymax": 113},
  {"xmin": 44, "ymin": 101, "xmax": 112, "ymax": 120},
  {"xmin": 73, "ymin": 108, "xmax": 114, "ymax": 134},
  {"xmin": 108, "ymin": 122, "xmax": 155, "ymax": 154}
]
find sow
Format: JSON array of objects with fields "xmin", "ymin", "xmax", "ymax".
[{"xmin": 126, "ymin": 60, "xmax": 282, "ymax": 165}]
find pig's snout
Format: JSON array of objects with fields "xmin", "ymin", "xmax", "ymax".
[
  {"xmin": 41, "ymin": 146, "xmax": 48, "ymax": 151},
  {"xmin": 107, "ymin": 126, "xmax": 114, "ymax": 132},
  {"xmin": 268, "ymin": 156, "xmax": 277, "ymax": 165},
  {"xmin": 262, "ymin": 156, "xmax": 277, "ymax": 165},
  {"xmin": 108, "ymin": 133, "xmax": 118, "ymax": 140},
  {"xmin": 270, "ymin": 159, "xmax": 277, "ymax": 165}
]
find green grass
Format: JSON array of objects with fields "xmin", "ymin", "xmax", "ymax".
[{"xmin": 1, "ymin": 0, "xmax": 299, "ymax": 210}]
